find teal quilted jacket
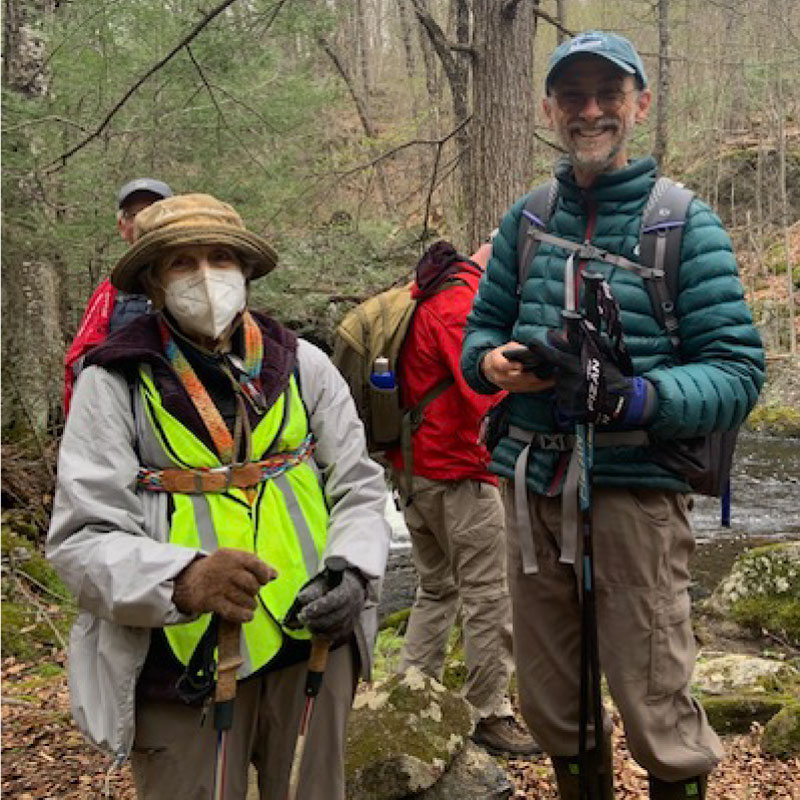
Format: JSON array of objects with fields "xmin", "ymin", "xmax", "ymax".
[{"xmin": 462, "ymin": 156, "xmax": 765, "ymax": 494}]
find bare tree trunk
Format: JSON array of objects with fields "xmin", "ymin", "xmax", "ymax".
[
  {"xmin": 653, "ymin": 0, "xmax": 670, "ymax": 166},
  {"xmin": 410, "ymin": 0, "xmax": 471, "ymax": 229},
  {"xmin": 469, "ymin": 0, "xmax": 538, "ymax": 248},
  {"xmin": 2, "ymin": 0, "xmax": 63, "ymax": 432},
  {"xmin": 355, "ymin": 0, "xmax": 372, "ymax": 118},
  {"xmin": 777, "ymin": 75, "xmax": 796, "ymax": 354},
  {"xmin": 397, "ymin": 0, "xmax": 426, "ymax": 183}
]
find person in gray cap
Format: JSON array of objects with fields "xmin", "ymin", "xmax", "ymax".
[
  {"xmin": 116, "ymin": 177, "xmax": 173, "ymax": 244},
  {"xmin": 63, "ymin": 178, "xmax": 173, "ymax": 414},
  {"xmin": 461, "ymin": 30, "xmax": 763, "ymax": 799}
]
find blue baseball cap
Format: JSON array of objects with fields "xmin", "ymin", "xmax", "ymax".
[
  {"xmin": 117, "ymin": 177, "xmax": 173, "ymax": 209},
  {"xmin": 545, "ymin": 30, "xmax": 648, "ymax": 92}
]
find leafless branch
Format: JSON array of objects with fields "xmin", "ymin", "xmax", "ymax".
[
  {"xmin": 534, "ymin": 130, "xmax": 567, "ymax": 153},
  {"xmin": 2, "ymin": 116, "xmax": 89, "ymax": 134},
  {"xmin": 8, "ymin": 572, "xmax": 67, "ymax": 650},
  {"xmin": 409, "ymin": 0, "xmax": 459, "ymax": 84},
  {"xmin": 311, "ymin": 117, "xmax": 472, "ymax": 181},
  {"xmin": 531, "ymin": 5, "xmax": 575, "ymax": 38}
]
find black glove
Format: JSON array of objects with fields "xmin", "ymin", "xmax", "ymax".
[
  {"xmin": 286, "ymin": 567, "xmax": 367, "ymax": 641},
  {"xmin": 528, "ymin": 330, "xmax": 657, "ymax": 427}
]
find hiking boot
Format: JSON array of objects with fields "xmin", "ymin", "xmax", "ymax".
[
  {"xmin": 551, "ymin": 737, "xmax": 614, "ymax": 800},
  {"xmin": 471, "ymin": 715, "xmax": 542, "ymax": 757},
  {"xmin": 648, "ymin": 774, "xmax": 707, "ymax": 799}
]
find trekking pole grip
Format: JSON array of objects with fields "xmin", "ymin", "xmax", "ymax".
[
  {"xmin": 216, "ymin": 619, "xmax": 243, "ymax": 710},
  {"xmin": 305, "ymin": 556, "xmax": 347, "ymax": 697}
]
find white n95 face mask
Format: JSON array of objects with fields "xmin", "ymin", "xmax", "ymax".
[{"xmin": 164, "ymin": 267, "xmax": 246, "ymax": 341}]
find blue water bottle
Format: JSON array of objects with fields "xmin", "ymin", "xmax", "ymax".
[{"xmin": 370, "ymin": 356, "xmax": 395, "ymax": 389}]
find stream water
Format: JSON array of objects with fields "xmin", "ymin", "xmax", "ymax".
[
  {"xmin": 380, "ymin": 432, "xmax": 799, "ymax": 613},
  {"xmin": 386, "ymin": 432, "xmax": 799, "ymax": 548}
]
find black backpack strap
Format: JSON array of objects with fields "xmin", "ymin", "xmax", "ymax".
[
  {"xmin": 517, "ymin": 179, "xmax": 559, "ymax": 292},
  {"xmin": 639, "ymin": 177, "xmax": 694, "ymax": 352}
]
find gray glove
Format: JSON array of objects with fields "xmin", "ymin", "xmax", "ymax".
[{"xmin": 290, "ymin": 567, "xmax": 367, "ymax": 641}]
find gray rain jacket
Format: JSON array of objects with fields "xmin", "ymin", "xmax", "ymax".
[{"xmin": 47, "ymin": 316, "xmax": 391, "ymax": 763}]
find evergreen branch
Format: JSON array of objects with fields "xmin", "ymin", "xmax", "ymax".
[
  {"xmin": 185, "ymin": 45, "xmax": 272, "ymax": 175},
  {"xmin": 43, "ymin": 0, "xmax": 291, "ymax": 172}
]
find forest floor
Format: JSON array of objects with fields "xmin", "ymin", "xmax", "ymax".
[{"xmin": 2, "ymin": 652, "xmax": 799, "ymax": 799}]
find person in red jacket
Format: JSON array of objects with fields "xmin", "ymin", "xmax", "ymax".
[
  {"xmin": 63, "ymin": 178, "xmax": 173, "ymax": 415},
  {"xmin": 386, "ymin": 240, "xmax": 539, "ymax": 757}
]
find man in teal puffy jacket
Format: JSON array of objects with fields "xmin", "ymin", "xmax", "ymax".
[{"xmin": 461, "ymin": 31, "xmax": 764, "ymax": 800}]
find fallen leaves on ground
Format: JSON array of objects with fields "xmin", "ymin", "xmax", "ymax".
[{"xmin": 2, "ymin": 657, "xmax": 798, "ymax": 798}]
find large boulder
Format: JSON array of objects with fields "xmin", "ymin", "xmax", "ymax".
[
  {"xmin": 415, "ymin": 742, "xmax": 513, "ymax": 800},
  {"xmin": 346, "ymin": 667, "xmax": 473, "ymax": 800},
  {"xmin": 692, "ymin": 653, "xmax": 800, "ymax": 734},
  {"xmin": 705, "ymin": 541, "xmax": 800, "ymax": 646}
]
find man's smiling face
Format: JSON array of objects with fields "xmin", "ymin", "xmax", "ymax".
[{"xmin": 543, "ymin": 55, "xmax": 651, "ymax": 185}]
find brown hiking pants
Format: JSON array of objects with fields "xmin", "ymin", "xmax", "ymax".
[
  {"xmin": 397, "ymin": 476, "xmax": 515, "ymax": 719},
  {"xmin": 131, "ymin": 644, "xmax": 356, "ymax": 800},
  {"xmin": 503, "ymin": 483, "xmax": 723, "ymax": 781}
]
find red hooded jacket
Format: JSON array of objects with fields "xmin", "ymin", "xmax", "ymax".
[
  {"xmin": 63, "ymin": 279, "xmax": 118, "ymax": 416},
  {"xmin": 386, "ymin": 254, "xmax": 504, "ymax": 484}
]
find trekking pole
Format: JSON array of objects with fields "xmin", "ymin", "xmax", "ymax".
[
  {"xmin": 212, "ymin": 618, "xmax": 243, "ymax": 800},
  {"xmin": 285, "ymin": 556, "xmax": 347, "ymax": 800},
  {"xmin": 564, "ymin": 299, "xmax": 605, "ymax": 800}
]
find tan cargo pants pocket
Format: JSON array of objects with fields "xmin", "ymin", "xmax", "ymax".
[{"xmin": 647, "ymin": 592, "xmax": 694, "ymax": 701}]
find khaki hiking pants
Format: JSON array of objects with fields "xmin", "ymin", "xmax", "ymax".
[
  {"xmin": 131, "ymin": 643, "xmax": 356, "ymax": 800},
  {"xmin": 503, "ymin": 483, "xmax": 723, "ymax": 782},
  {"xmin": 397, "ymin": 475, "xmax": 514, "ymax": 720}
]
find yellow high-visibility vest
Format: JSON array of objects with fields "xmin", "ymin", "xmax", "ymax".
[{"xmin": 138, "ymin": 367, "xmax": 328, "ymax": 677}]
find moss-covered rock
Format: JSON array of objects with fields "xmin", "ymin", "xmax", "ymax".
[
  {"xmin": 761, "ymin": 700, "xmax": 800, "ymax": 758},
  {"xmin": 745, "ymin": 404, "xmax": 800, "ymax": 437},
  {"xmin": 415, "ymin": 742, "xmax": 513, "ymax": 800},
  {"xmin": 379, "ymin": 607, "xmax": 410, "ymax": 632},
  {"xmin": 705, "ymin": 542, "xmax": 800, "ymax": 646},
  {"xmin": 700, "ymin": 695, "xmax": 787, "ymax": 734},
  {"xmin": 693, "ymin": 654, "xmax": 800, "ymax": 696},
  {"xmin": 1, "ymin": 523, "xmax": 75, "ymax": 659},
  {"xmin": 345, "ymin": 667, "xmax": 472, "ymax": 800},
  {"xmin": 692, "ymin": 654, "xmax": 799, "ymax": 734},
  {"xmin": 371, "ymin": 627, "xmax": 405, "ymax": 682}
]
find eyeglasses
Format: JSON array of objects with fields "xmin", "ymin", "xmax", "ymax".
[{"xmin": 551, "ymin": 88, "xmax": 635, "ymax": 114}]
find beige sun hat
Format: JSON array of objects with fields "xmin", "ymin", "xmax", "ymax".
[{"xmin": 111, "ymin": 193, "xmax": 278, "ymax": 293}]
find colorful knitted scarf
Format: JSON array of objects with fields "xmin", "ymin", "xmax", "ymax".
[{"xmin": 159, "ymin": 311, "xmax": 264, "ymax": 464}]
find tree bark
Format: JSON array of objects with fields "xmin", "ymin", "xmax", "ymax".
[
  {"xmin": 653, "ymin": 0, "xmax": 670, "ymax": 166},
  {"xmin": 468, "ymin": 0, "xmax": 538, "ymax": 248},
  {"xmin": 2, "ymin": 0, "xmax": 63, "ymax": 432}
]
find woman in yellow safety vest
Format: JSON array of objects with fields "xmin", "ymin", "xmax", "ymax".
[{"xmin": 47, "ymin": 193, "xmax": 391, "ymax": 800}]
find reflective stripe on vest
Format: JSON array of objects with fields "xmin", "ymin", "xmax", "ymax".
[{"xmin": 137, "ymin": 367, "xmax": 327, "ymax": 676}]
